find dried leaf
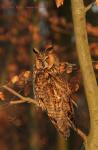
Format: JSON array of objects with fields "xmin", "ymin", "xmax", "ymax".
[
  {"xmin": 24, "ymin": 71, "xmax": 31, "ymax": 78},
  {"xmin": 94, "ymin": 63, "xmax": 98, "ymax": 70},
  {"xmin": 11, "ymin": 76, "xmax": 19, "ymax": 84},
  {"xmin": 66, "ymin": 66, "xmax": 73, "ymax": 74},
  {"xmin": 55, "ymin": 0, "xmax": 64, "ymax": 8},
  {"xmin": 0, "ymin": 92, "xmax": 5, "ymax": 101},
  {"xmin": 96, "ymin": 0, "xmax": 98, "ymax": 6}
]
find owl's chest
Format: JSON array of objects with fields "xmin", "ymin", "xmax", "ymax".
[
  {"xmin": 33, "ymin": 71, "xmax": 73, "ymax": 138},
  {"xmin": 34, "ymin": 71, "xmax": 71, "ymax": 113},
  {"xmin": 34, "ymin": 72, "xmax": 50, "ymax": 98}
]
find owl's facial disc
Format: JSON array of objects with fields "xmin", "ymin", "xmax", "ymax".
[
  {"xmin": 33, "ymin": 48, "xmax": 43, "ymax": 69},
  {"xmin": 46, "ymin": 53, "xmax": 55, "ymax": 69},
  {"xmin": 35, "ymin": 58, "xmax": 43, "ymax": 69},
  {"xmin": 33, "ymin": 47, "xmax": 56, "ymax": 70}
]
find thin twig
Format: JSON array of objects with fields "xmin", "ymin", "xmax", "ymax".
[
  {"xmin": 72, "ymin": 100, "xmax": 78, "ymax": 107},
  {"xmin": 85, "ymin": 2, "xmax": 95, "ymax": 13},
  {"xmin": 76, "ymin": 128, "xmax": 87, "ymax": 143},
  {"xmin": 10, "ymin": 99, "xmax": 30, "ymax": 105},
  {"xmin": 68, "ymin": 118, "xmax": 87, "ymax": 142},
  {"xmin": 3, "ymin": 85, "xmax": 39, "ymax": 107}
]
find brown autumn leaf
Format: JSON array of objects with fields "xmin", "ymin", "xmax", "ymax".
[
  {"xmin": 0, "ymin": 92, "xmax": 5, "ymax": 101},
  {"xmin": 94, "ymin": 63, "xmax": 98, "ymax": 70},
  {"xmin": 55, "ymin": 0, "xmax": 64, "ymax": 8},
  {"xmin": 96, "ymin": 0, "xmax": 98, "ymax": 6},
  {"xmin": 66, "ymin": 66, "xmax": 73, "ymax": 74},
  {"xmin": 11, "ymin": 76, "xmax": 19, "ymax": 84}
]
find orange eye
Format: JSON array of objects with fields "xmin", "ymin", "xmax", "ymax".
[{"xmin": 35, "ymin": 59, "xmax": 42, "ymax": 69}]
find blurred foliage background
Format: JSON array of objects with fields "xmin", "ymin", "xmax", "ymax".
[{"xmin": 0, "ymin": 0, "xmax": 98, "ymax": 150}]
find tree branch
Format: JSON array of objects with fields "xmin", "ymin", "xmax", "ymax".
[
  {"xmin": 3, "ymin": 85, "xmax": 39, "ymax": 107},
  {"xmin": 76, "ymin": 128, "xmax": 87, "ymax": 142},
  {"xmin": 85, "ymin": 2, "xmax": 95, "ymax": 13}
]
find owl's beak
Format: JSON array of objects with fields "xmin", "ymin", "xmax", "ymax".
[{"xmin": 44, "ymin": 62, "xmax": 48, "ymax": 69}]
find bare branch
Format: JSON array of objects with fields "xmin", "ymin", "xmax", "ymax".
[
  {"xmin": 10, "ymin": 99, "xmax": 37, "ymax": 105},
  {"xmin": 72, "ymin": 100, "xmax": 78, "ymax": 107},
  {"xmin": 85, "ymin": 2, "xmax": 95, "ymax": 13},
  {"xmin": 76, "ymin": 128, "xmax": 87, "ymax": 143},
  {"xmin": 68, "ymin": 118, "xmax": 87, "ymax": 142},
  {"xmin": 3, "ymin": 85, "xmax": 39, "ymax": 107},
  {"xmin": 2, "ymin": 83, "xmax": 86, "ymax": 142}
]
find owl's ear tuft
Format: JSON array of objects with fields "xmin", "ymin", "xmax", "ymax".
[
  {"xmin": 33, "ymin": 48, "xmax": 40, "ymax": 55},
  {"xmin": 45, "ymin": 45, "xmax": 54, "ymax": 53}
]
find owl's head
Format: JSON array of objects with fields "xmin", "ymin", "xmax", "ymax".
[{"xmin": 33, "ymin": 46, "xmax": 59, "ymax": 70}]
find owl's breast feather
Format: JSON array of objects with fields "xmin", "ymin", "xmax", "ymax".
[{"xmin": 33, "ymin": 70, "xmax": 73, "ymax": 138}]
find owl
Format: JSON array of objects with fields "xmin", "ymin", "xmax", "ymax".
[{"xmin": 33, "ymin": 46, "xmax": 78, "ymax": 139}]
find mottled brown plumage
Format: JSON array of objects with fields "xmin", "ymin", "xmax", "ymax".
[{"xmin": 33, "ymin": 46, "xmax": 77, "ymax": 139}]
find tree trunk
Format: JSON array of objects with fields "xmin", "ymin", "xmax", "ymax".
[
  {"xmin": 71, "ymin": 0, "xmax": 98, "ymax": 150},
  {"xmin": 57, "ymin": 136, "xmax": 68, "ymax": 150}
]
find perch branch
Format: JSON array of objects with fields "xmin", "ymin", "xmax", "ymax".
[
  {"xmin": 2, "ymin": 86, "xmax": 86, "ymax": 142},
  {"xmin": 76, "ymin": 128, "xmax": 87, "ymax": 142},
  {"xmin": 3, "ymin": 85, "xmax": 39, "ymax": 107},
  {"xmin": 68, "ymin": 118, "xmax": 87, "ymax": 142}
]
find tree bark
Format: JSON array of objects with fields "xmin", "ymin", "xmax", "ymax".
[{"xmin": 71, "ymin": 0, "xmax": 98, "ymax": 150}]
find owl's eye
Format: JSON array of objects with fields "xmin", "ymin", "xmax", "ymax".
[
  {"xmin": 35, "ymin": 58, "xmax": 43, "ymax": 69},
  {"xmin": 46, "ymin": 53, "xmax": 55, "ymax": 69},
  {"xmin": 44, "ymin": 56, "xmax": 49, "ymax": 62}
]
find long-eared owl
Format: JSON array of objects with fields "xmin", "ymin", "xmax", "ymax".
[{"xmin": 33, "ymin": 46, "xmax": 77, "ymax": 139}]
